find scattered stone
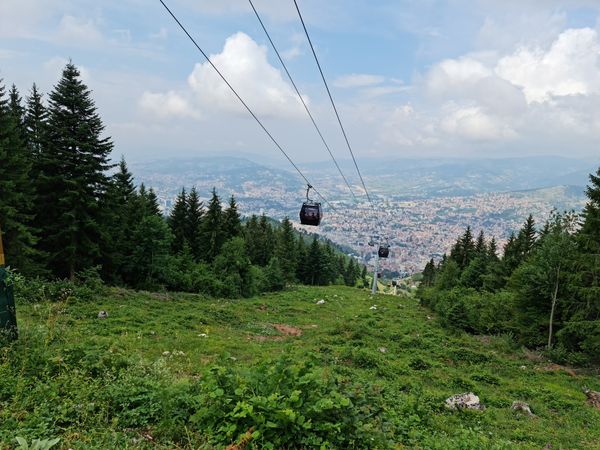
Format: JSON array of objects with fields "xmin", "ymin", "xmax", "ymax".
[
  {"xmin": 370, "ymin": 305, "xmax": 377, "ymax": 310},
  {"xmin": 162, "ymin": 351, "xmax": 171, "ymax": 357},
  {"xmin": 197, "ymin": 333, "xmax": 208, "ymax": 337},
  {"xmin": 445, "ymin": 392, "xmax": 485, "ymax": 411},
  {"xmin": 584, "ymin": 387, "xmax": 600, "ymax": 409},
  {"xmin": 97, "ymin": 311, "xmax": 108, "ymax": 319},
  {"xmin": 316, "ymin": 299, "xmax": 326, "ymax": 305},
  {"xmin": 378, "ymin": 347, "xmax": 387, "ymax": 353},
  {"xmin": 173, "ymin": 350, "xmax": 186, "ymax": 357},
  {"xmin": 426, "ymin": 315, "xmax": 432, "ymax": 320},
  {"xmin": 520, "ymin": 365, "xmax": 527, "ymax": 370},
  {"xmin": 512, "ymin": 401, "xmax": 535, "ymax": 417}
]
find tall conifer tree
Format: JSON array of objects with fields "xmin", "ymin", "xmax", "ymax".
[
  {"xmin": 223, "ymin": 195, "xmax": 242, "ymax": 241},
  {"xmin": 200, "ymin": 188, "xmax": 224, "ymax": 262},
  {"xmin": 169, "ymin": 188, "xmax": 188, "ymax": 254},
  {"xmin": 0, "ymin": 81, "xmax": 37, "ymax": 272},
  {"xmin": 275, "ymin": 217, "xmax": 297, "ymax": 282},
  {"xmin": 36, "ymin": 63, "xmax": 113, "ymax": 279},
  {"xmin": 185, "ymin": 187, "xmax": 204, "ymax": 260}
]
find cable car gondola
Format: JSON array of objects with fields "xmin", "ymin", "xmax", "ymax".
[
  {"xmin": 300, "ymin": 184, "xmax": 322, "ymax": 226},
  {"xmin": 378, "ymin": 243, "xmax": 390, "ymax": 258}
]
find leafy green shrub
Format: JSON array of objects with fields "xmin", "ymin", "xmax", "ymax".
[
  {"xmin": 408, "ymin": 357, "xmax": 431, "ymax": 371},
  {"xmin": 12, "ymin": 269, "xmax": 106, "ymax": 304},
  {"xmin": 189, "ymin": 356, "xmax": 390, "ymax": 448},
  {"xmin": 14, "ymin": 437, "xmax": 60, "ymax": 450},
  {"xmin": 555, "ymin": 320, "xmax": 600, "ymax": 364}
]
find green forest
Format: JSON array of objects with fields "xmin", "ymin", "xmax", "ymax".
[
  {"xmin": 0, "ymin": 63, "xmax": 365, "ymax": 299},
  {"xmin": 417, "ymin": 172, "xmax": 600, "ymax": 365}
]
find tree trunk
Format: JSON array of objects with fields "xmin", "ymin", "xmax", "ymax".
[{"xmin": 547, "ymin": 263, "xmax": 561, "ymax": 350}]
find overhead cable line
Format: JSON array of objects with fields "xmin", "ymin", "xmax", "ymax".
[
  {"xmin": 158, "ymin": 0, "xmax": 336, "ymax": 211},
  {"xmin": 292, "ymin": 0, "xmax": 374, "ymax": 209},
  {"xmin": 248, "ymin": 0, "xmax": 358, "ymax": 202}
]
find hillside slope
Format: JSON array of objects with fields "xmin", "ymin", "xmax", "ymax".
[{"xmin": 2, "ymin": 286, "xmax": 599, "ymax": 448}]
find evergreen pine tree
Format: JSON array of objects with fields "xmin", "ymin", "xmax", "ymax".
[
  {"xmin": 8, "ymin": 85, "xmax": 26, "ymax": 133},
  {"xmin": 185, "ymin": 187, "xmax": 204, "ymax": 260},
  {"xmin": 146, "ymin": 188, "xmax": 161, "ymax": 216},
  {"xmin": 223, "ymin": 195, "xmax": 242, "ymax": 241},
  {"xmin": 475, "ymin": 230, "xmax": 486, "ymax": 255},
  {"xmin": 101, "ymin": 157, "xmax": 136, "ymax": 282},
  {"xmin": 502, "ymin": 232, "xmax": 521, "ymax": 276},
  {"xmin": 517, "ymin": 214, "xmax": 537, "ymax": 259},
  {"xmin": 275, "ymin": 217, "xmax": 297, "ymax": 282},
  {"xmin": 168, "ymin": 188, "xmax": 188, "ymax": 254},
  {"xmin": 256, "ymin": 215, "xmax": 275, "ymax": 266},
  {"xmin": 200, "ymin": 188, "xmax": 224, "ymax": 262},
  {"xmin": 575, "ymin": 167, "xmax": 600, "ymax": 320},
  {"xmin": 24, "ymin": 83, "xmax": 47, "ymax": 159},
  {"xmin": 36, "ymin": 63, "xmax": 113, "ymax": 279},
  {"xmin": 422, "ymin": 258, "xmax": 436, "ymax": 286},
  {"xmin": 305, "ymin": 236, "xmax": 323, "ymax": 285},
  {"xmin": 488, "ymin": 237, "xmax": 499, "ymax": 261},
  {"xmin": 0, "ymin": 81, "xmax": 38, "ymax": 272}
]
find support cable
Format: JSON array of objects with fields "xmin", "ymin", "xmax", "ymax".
[
  {"xmin": 158, "ymin": 0, "xmax": 336, "ymax": 211},
  {"xmin": 248, "ymin": 0, "xmax": 358, "ymax": 202},
  {"xmin": 292, "ymin": 0, "xmax": 373, "ymax": 208}
]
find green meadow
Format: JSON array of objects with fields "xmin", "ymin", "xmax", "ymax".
[{"xmin": 2, "ymin": 285, "xmax": 599, "ymax": 449}]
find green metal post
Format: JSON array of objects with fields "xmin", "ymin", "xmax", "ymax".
[{"xmin": 0, "ymin": 225, "xmax": 18, "ymax": 341}]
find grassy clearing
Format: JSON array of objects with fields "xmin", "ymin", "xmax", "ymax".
[{"xmin": 1, "ymin": 285, "xmax": 599, "ymax": 449}]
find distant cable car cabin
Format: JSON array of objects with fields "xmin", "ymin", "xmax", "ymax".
[
  {"xmin": 378, "ymin": 244, "xmax": 390, "ymax": 258},
  {"xmin": 300, "ymin": 184, "xmax": 322, "ymax": 226}
]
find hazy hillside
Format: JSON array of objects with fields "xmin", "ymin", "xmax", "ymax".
[{"xmin": 130, "ymin": 155, "xmax": 596, "ymax": 202}]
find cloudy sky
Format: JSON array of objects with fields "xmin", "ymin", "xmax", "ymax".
[{"xmin": 2, "ymin": 0, "xmax": 600, "ymax": 164}]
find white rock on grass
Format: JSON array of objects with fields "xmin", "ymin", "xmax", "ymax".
[
  {"xmin": 445, "ymin": 392, "xmax": 485, "ymax": 411},
  {"xmin": 512, "ymin": 401, "xmax": 535, "ymax": 417},
  {"xmin": 316, "ymin": 299, "xmax": 326, "ymax": 305},
  {"xmin": 197, "ymin": 333, "xmax": 208, "ymax": 337},
  {"xmin": 97, "ymin": 311, "xmax": 108, "ymax": 319},
  {"xmin": 369, "ymin": 305, "xmax": 377, "ymax": 310}
]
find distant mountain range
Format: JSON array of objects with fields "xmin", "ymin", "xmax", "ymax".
[
  {"xmin": 130, "ymin": 156, "xmax": 301, "ymax": 194},
  {"xmin": 129, "ymin": 154, "xmax": 597, "ymax": 202},
  {"xmin": 307, "ymin": 155, "xmax": 597, "ymax": 198}
]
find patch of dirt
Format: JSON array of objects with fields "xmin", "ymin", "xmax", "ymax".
[
  {"xmin": 150, "ymin": 292, "xmax": 171, "ymax": 301},
  {"xmin": 273, "ymin": 323, "xmax": 302, "ymax": 336},
  {"xmin": 537, "ymin": 363, "xmax": 578, "ymax": 377},
  {"xmin": 522, "ymin": 348, "xmax": 546, "ymax": 363},
  {"xmin": 475, "ymin": 335, "xmax": 492, "ymax": 345},
  {"xmin": 250, "ymin": 335, "xmax": 284, "ymax": 342}
]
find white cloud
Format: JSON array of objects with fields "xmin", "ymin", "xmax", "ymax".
[
  {"xmin": 496, "ymin": 28, "xmax": 600, "ymax": 103},
  {"xmin": 334, "ymin": 74, "xmax": 385, "ymax": 88},
  {"xmin": 426, "ymin": 57, "xmax": 492, "ymax": 95},
  {"xmin": 440, "ymin": 105, "xmax": 516, "ymax": 140},
  {"xmin": 56, "ymin": 15, "xmax": 104, "ymax": 45},
  {"xmin": 139, "ymin": 91, "xmax": 200, "ymax": 119},
  {"xmin": 186, "ymin": 32, "xmax": 305, "ymax": 118}
]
